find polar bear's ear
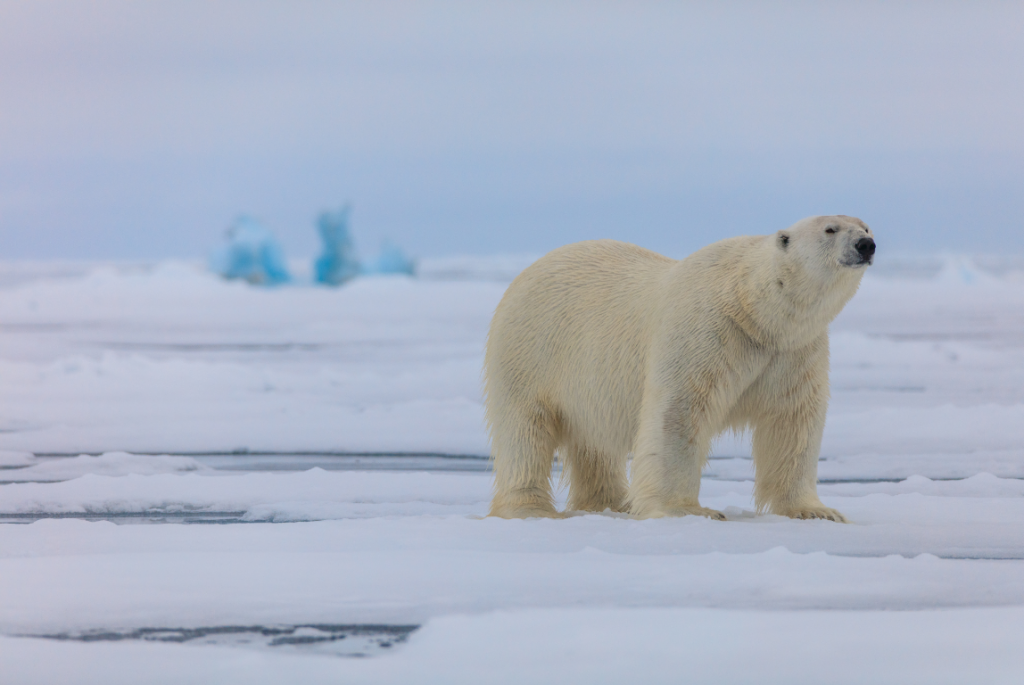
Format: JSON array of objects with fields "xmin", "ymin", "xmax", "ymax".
[{"xmin": 777, "ymin": 232, "xmax": 790, "ymax": 250}]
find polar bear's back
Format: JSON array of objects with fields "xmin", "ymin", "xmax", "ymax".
[{"xmin": 485, "ymin": 240, "xmax": 674, "ymax": 455}]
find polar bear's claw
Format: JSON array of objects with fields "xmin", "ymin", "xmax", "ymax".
[
  {"xmin": 629, "ymin": 504, "xmax": 727, "ymax": 520},
  {"xmin": 698, "ymin": 507, "xmax": 728, "ymax": 521},
  {"xmin": 788, "ymin": 506, "xmax": 848, "ymax": 523}
]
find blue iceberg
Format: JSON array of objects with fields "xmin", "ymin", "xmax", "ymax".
[
  {"xmin": 937, "ymin": 255, "xmax": 995, "ymax": 286},
  {"xmin": 210, "ymin": 216, "xmax": 290, "ymax": 285},
  {"xmin": 365, "ymin": 241, "xmax": 416, "ymax": 276},
  {"xmin": 314, "ymin": 206, "xmax": 361, "ymax": 286}
]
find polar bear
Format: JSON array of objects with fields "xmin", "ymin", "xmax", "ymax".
[{"xmin": 485, "ymin": 215, "xmax": 874, "ymax": 521}]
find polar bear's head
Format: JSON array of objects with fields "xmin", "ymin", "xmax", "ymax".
[
  {"xmin": 763, "ymin": 215, "xmax": 875, "ymax": 337},
  {"xmin": 776, "ymin": 215, "xmax": 875, "ymax": 275}
]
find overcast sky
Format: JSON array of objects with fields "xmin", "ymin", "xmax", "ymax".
[{"xmin": 1, "ymin": 1, "xmax": 1022, "ymax": 260}]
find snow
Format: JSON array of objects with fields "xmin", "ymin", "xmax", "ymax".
[
  {"xmin": 0, "ymin": 450, "xmax": 35, "ymax": 467},
  {"xmin": 3, "ymin": 608, "xmax": 1024, "ymax": 685},
  {"xmin": 1, "ymin": 471, "xmax": 1023, "ymax": 559},
  {"xmin": 1, "ymin": 255, "xmax": 1023, "ymax": 682},
  {"xmin": 1, "ymin": 452, "xmax": 211, "ymax": 482},
  {"xmin": 0, "ymin": 267, "xmax": 500, "ymax": 453}
]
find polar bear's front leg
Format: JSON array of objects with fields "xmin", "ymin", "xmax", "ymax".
[
  {"xmin": 628, "ymin": 430, "xmax": 725, "ymax": 520},
  {"xmin": 750, "ymin": 337, "xmax": 847, "ymax": 523},
  {"xmin": 626, "ymin": 372, "xmax": 728, "ymax": 521}
]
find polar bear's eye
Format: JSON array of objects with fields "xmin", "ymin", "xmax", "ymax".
[{"xmin": 825, "ymin": 227, "xmax": 838, "ymax": 234}]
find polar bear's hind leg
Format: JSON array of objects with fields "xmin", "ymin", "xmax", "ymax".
[
  {"xmin": 488, "ymin": 402, "xmax": 563, "ymax": 519},
  {"xmin": 563, "ymin": 443, "xmax": 628, "ymax": 513}
]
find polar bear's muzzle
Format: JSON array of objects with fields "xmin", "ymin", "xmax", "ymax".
[
  {"xmin": 843, "ymin": 236, "xmax": 875, "ymax": 267},
  {"xmin": 855, "ymin": 237, "xmax": 875, "ymax": 264}
]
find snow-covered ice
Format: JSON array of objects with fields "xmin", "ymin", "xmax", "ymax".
[
  {"xmin": 5, "ymin": 607, "xmax": 1023, "ymax": 685},
  {"xmin": 1, "ymin": 255, "xmax": 1023, "ymax": 683}
]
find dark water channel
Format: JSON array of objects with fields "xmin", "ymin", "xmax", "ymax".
[{"xmin": 27, "ymin": 624, "xmax": 420, "ymax": 658}]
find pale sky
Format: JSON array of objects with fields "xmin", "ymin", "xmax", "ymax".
[{"xmin": 1, "ymin": 1, "xmax": 1022, "ymax": 260}]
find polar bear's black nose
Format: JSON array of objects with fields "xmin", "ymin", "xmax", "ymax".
[{"xmin": 855, "ymin": 237, "xmax": 875, "ymax": 259}]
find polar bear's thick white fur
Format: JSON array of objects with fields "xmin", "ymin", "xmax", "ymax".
[{"xmin": 485, "ymin": 215, "xmax": 874, "ymax": 521}]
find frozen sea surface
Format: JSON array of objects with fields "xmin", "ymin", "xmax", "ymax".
[{"xmin": 1, "ymin": 255, "xmax": 1023, "ymax": 683}]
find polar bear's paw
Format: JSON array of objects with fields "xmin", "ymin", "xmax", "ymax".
[
  {"xmin": 488, "ymin": 503, "xmax": 566, "ymax": 519},
  {"xmin": 681, "ymin": 506, "xmax": 728, "ymax": 521},
  {"xmin": 784, "ymin": 505, "xmax": 848, "ymax": 523},
  {"xmin": 629, "ymin": 503, "xmax": 727, "ymax": 520}
]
